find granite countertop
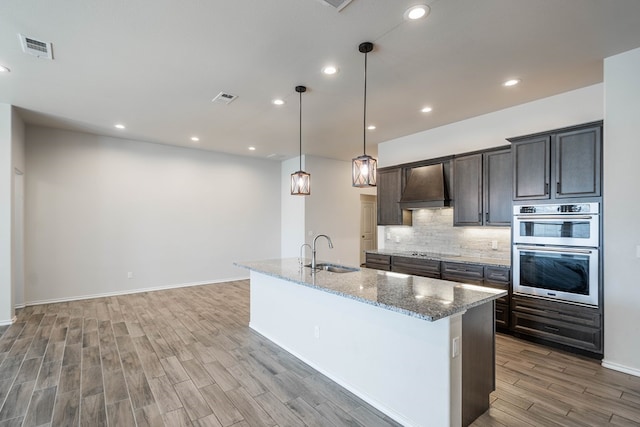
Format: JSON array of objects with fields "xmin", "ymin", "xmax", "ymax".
[
  {"xmin": 366, "ymin": 249, "xmax": 511, "ymax": 268},
  {"xmin": 235, "ymin": 258, "xmax": 506, "ymax": 322}
]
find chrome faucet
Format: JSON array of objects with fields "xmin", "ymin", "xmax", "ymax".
[
  {"xmin": 312, "ymin": 234, "xmax": 334, "ymax": 271},
  {"xmin": 299, "ymin": 243, "xmax": 312, "ymax": 267}
]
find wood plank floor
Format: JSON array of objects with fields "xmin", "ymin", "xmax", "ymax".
[{"xmin": 0, "ymin": 280, "xmax": 638, "ymax": 426}]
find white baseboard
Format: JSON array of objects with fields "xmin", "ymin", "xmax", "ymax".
[
  {"xmin": 0, "ymin": 316, "xmax": 17, "ymax": 326},
  {"xmin": 601, "ymin": 360, "xmax": 640, "ymax": 377},
  {"xmin": 24, "ymin": 276, "xmax": 249, "ymax": 307}
]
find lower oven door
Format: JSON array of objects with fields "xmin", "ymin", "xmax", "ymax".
[{"xmin": 513, "ymin": 245, "xmax": 599, "ymax": 306}]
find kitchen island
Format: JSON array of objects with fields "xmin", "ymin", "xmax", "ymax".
[{"xmin": 235, "ymin": 258, "xmax": 506, "ymax": 427}]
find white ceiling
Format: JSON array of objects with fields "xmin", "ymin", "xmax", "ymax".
[{"xmin": 2, "ymin": 0, "xmax": 640, "ymax": 161}]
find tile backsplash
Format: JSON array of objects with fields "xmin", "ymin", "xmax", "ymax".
[{"xmin": 382, "ymin": 208, "xmax": 511, "ymax": 260}]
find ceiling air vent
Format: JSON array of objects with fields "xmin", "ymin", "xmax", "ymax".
[
  {"xmin": 211, "ymin": 92, "xmax": 238, "ymax": 105},
  {"xmin": 315, "ymin": 0, "xmax": 353, "ymax": 11},
  {"xmin": 18, "ymin": 34, "xmax": 54, "ymax": 59}
]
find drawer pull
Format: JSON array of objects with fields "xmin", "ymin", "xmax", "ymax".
[{"xmin": 544, "ymin": 325, "xmax": 560, "ymax": 332}]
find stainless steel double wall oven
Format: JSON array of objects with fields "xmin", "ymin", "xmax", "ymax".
[{"xmin": 512, "ymin": 203, "xmax": 600, "ymax": 306}]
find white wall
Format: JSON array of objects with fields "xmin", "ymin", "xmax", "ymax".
[
  {"xmin": 602, "ymin": 47, "xmax": 640, "ymax": 376},
  {"xmin": 25, "ymin": 126, "xmax": 281, "ymax": 304},
  {"xmin": 0, "ymin": 104, "xmax": 13, "ymax": 324},
  {"xmin": 280, "ymin": 156, "xmax": 305, "ymax": 258},
  {"xmin": 304, "ymin": 156, "xmax": 376, "ymax": 267},
  {"xmin": 280, "ymin": 155, "xmax": 375, "ymax": 267},
  {"xmin": 379, "ymin": 84, "xmax": 603, "ymax": 167}
]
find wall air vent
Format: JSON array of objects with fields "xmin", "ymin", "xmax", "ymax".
[
  {"xmin": 315, "ymin": 0, "xmax": 353, "ymax": 11},
  {"xmin": 211, "ymin": 92, "xmax": 238, "ymax": 105},
  {"xmin": 18, "ymin": 34, "xmax": 54, "ymax": 59}
]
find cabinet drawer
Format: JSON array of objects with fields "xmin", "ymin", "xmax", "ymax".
[
  {"xmin": 512, "ymin": 311, "xmax": 601, "ymax": 352},
  {"xmin": 484, "ymin": 266, "xmax": 510, "ymax": 283},
  {"xmin": 512, "ymin": 296, "xmax": 600, "ymax": 328},
  {"xmin": 365, "ymin": 254, "xmax": 391, "ymax": 271},
  {"xmin": 392, "ymin": 256, "xmax": 440, "ymax": 276},
  {"xmin": 366, "ymin": 253, "xmax": 391, "ymax": 265},
  {"xmin": 366, "ymin": 262, "xmax": 391, "ymax": 271},
  {"xmin": 441, "ymin": 262, "xmax": 484, "ymax": 284},
  {"xmin": 495, "ymin": 303, "xmax": 509, "ymax": 329}
]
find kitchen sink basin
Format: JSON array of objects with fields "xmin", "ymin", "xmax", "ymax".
[{"xmin": 305, "ymin": 263, "xmax": 359, "ymax": 273}]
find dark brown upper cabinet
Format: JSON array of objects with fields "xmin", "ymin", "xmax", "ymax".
[
  {"xmin": 453, "ymin": 148, "xmax": 512, "ymax": 226},
  {"xmin": 377, "ymin": 168, "xmax": 412, "ymax": 226},
  {"xmin": 510, "ymin": 122, "xmax": 602, "ymax": 201}
]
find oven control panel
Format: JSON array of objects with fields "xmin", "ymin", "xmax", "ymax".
[{"xmin": 516, "ymin": 203, "xmax": 599, "ymax": 215}]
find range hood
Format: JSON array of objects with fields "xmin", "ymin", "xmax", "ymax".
[{"xmin": 399, "ymin": 163, "xmax": 451, "ymax": 209}]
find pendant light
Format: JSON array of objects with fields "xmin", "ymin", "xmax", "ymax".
[
  {"xmin": 352, "ymin": 41, "xmax": 377, "ymax": 187},
  {"xmin": 291, "ymin": 85, "xmax": 311, "ymax": 195}
]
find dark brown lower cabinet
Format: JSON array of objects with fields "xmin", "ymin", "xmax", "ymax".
[
  {"xmin": 392, "ymin": 256, "xmax": 441, "ymax": 278},
  {"xmin": 442, "ymin": 263, "xmax": 510, "ymax": 330},
  {"xmin": 364, "ymin": 253, "xmax": 391, "ymax": 271},
  {"xmin": 441, "ymin": 262, "xmax": 484, "ymax": 285},
  {"xmin": 511, "ymin": 295, "xmax": 602, "ymax": 355},
  {"xmin": 366, "ymin": 254, "xmax": 511, "ymax": 330},
  {"xmin": 462, "ymin": 301, "xmax": 495, "ymax": 427}
]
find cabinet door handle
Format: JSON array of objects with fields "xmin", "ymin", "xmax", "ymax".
[
  {"xmin": 544, "ymin": 183, "xmax": 549, "ymax": 195},
  {"xmin": 485, "ymin": 212, "xmax": 489, "ymax": 223},
  {"xmin": 544, "ymin": 325, "xmax": 560, "ymax": 332},
  {"xmin": 557, "ymin": 182, "xmax": 561, "ymax": 194},
  {"xmin": 478, "ymin": 212, "xmax": 482, "ymax": 222}
]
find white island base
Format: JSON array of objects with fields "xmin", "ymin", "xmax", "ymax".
[{"xmin": 249, "ymin": 271, "xmax": 465, "ymax": 427}]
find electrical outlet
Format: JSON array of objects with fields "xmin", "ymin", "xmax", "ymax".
[
  {"xmin": 637, "ymin": 245, "xmax": 640, "ymax": 258},
  {"xmin": 127, "ymin": 272, "xmax": 133, "ymax": 279},
  {"xmin": 452, "ymin": 336, "xmax": 460, "ymax": 358},
  {"xmin": 395, "ymin": 236, "xmax": 401, "ymax": 243},
  {"xmin": 386, "ymin": 232, "xmax": 391, "ymax": 240},
  {"xmin": 314, "ymin": 326, "xmax": 320, "ymax": 339},
  {"xmin": 491, "ymin": 240, "xmax": 498, "ymax": 250}
]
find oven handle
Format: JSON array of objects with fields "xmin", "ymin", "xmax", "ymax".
[
  {"xmin": 515, "ymin": 215, "xmax": 594, "ymax": 220},
  {"xmin": 515, "ymin": 245, "xmax": 595, "ymax": 254}
]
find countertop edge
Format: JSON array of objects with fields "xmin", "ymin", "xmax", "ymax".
[{"xmin": 235, "ymin": 260, "xmax": 507, "ymax": 322}]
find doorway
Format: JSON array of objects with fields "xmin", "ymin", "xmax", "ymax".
[
  {"xmin": 359, "ymin": 194, "xmax": 377, "ymax": 266},
  {"xmin": 13, "ymin": 169, "xmax": 24, "ymax": 309}
]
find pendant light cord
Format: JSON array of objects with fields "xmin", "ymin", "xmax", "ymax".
[
  {"xmin": 299, "ymin": 89, "xmax": 303, "ymax": 171},
  {"xmin": 363, "ymin": 50, "xmax": 368, "ymax": 156}
]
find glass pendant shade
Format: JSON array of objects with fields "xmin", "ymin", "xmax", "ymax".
[
  {"xmin": 291, "ymin": 170, "xmax": 311, "ymax": 195},
  {"xmin": 291, "ymin": 85, "xmax": 310, "ymax": 196},
  {"xmin": 352, "ymin": 154, "xmax": 377, "ymax": 187}
]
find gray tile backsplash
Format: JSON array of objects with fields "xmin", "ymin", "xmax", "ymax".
[{"xmin": 381, "ymin": 208, "xmax": 511, "ymax": 260}]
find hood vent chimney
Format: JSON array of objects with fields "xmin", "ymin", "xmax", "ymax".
[{"xmin": 399, "ymin": 163, "xmax": 452, "ymax": 209}]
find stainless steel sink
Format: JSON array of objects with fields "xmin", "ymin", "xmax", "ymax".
[{"xmin": 305, "ymin": 263, "xmax": 359, "ymax": 273}]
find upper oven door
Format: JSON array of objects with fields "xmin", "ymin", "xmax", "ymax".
[{"xmin": 513, "ymin": 213, "xmax": 599, "ymax": 247}]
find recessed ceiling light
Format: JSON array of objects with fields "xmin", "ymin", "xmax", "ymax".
[
  {"xmin": 404, "ymin": 4, "xmax": 430, "ymax": 20},
  {"xmin": 114, "ymin": 124, "xmax": 125, "ymax": 129},
  {"xmin": 191, "ymin": 136, "xmax": 200, "ymax": 142},
  {"xmin": 272, "ymin": 99, "xmax": 285, "ymax": 106},
  {"xmin": 0, "ymin": 65, "xmax": 10, "ymax": 73},
  {"xmin": 367, "ymin": 125, "xmax": 376, "ymax": 130},
  {"xmin": 248, "ymin": 146, "xmax": 256, "ymax": 151},
  {"xmin": 421, "ymin": 106, "xmax": 433, "ymax": 113},
  {"xmin": 503, "ymin": 79, "xmax": 520, "ymax": 87},
  {"xmin": 322, "ymin": 65, "xmax": 338, "ymax": 75}
]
